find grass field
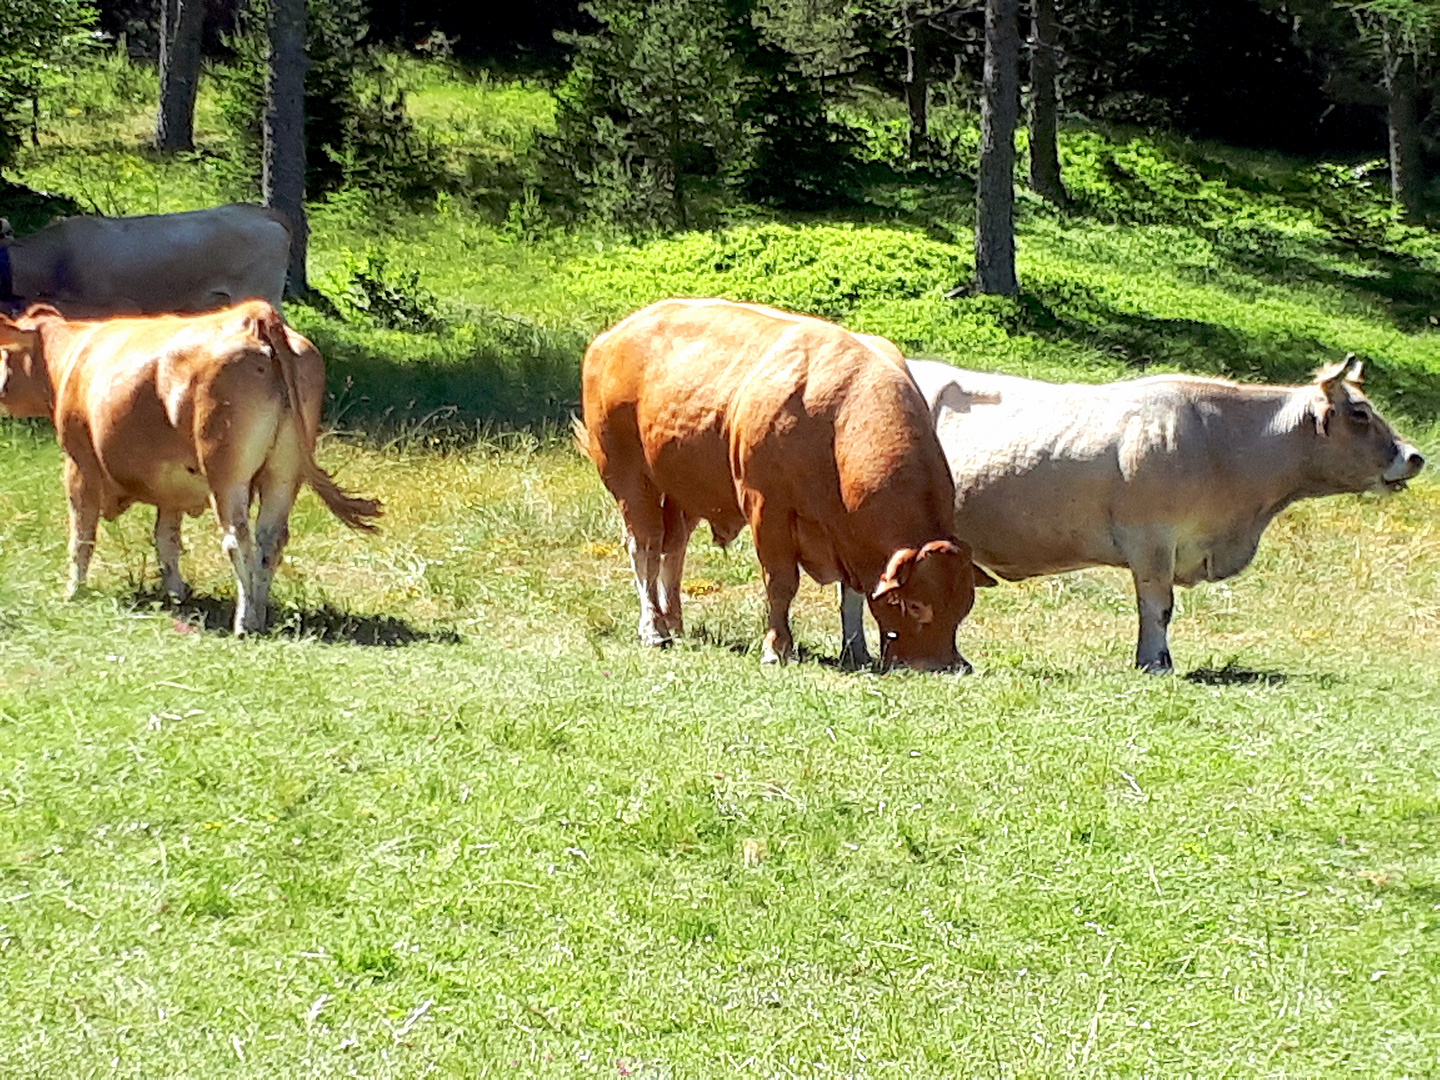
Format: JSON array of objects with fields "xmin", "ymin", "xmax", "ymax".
[{"xmin": 2, "ymin": 53, "xmax": 1440, "ymax": 1078}]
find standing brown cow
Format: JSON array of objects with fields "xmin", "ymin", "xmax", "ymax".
[
  {"xmin": 578, "ymin": 298, "xmax": 993, "ymax": 671},
  {"xmin": 0, "ymin": 300, "xmax": 381, "ymax": 634}
]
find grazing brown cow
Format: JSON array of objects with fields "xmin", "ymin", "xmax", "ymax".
[
  {"xmin": 0, "ymin": 204, "xmax": 290, "ymax": 317},
  {"xmin": 578, "ymin": 298, "xmax": 993, "ymax": 671},
  {"xmin": 840, "ymin": 356, "xmax": 1426, "ymax": 671},
  {"xmin": 0, "ymin": 301, "xmax": 382, "ymax": 634}
]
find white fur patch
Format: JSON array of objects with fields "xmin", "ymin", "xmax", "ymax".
[{"xmin": 1266, "ymin": 389, "xmax": 1314, "ymax": 436}]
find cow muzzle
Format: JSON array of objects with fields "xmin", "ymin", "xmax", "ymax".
[
  {"xmin": 1381, "ymin": 444, "xmax": 1425, "ymax": 491},
  {"xmin": 879, "ymin": 634, "xmax": 972, "ymax": 673}
]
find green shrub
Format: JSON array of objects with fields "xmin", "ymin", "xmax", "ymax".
[
  {"xmin": 325, "ymin": 248, "xmax": 444, "ymax": 332},
  {"xmin": 567, "ymin": 223, "xmax": 968, "ymax": 321}
]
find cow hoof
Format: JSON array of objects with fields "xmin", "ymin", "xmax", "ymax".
[
  {"xmin": 1138, "ymin": 657, "xmax": 1174, "ymax": 675},
  {"xmin": 64, "ymin": 582, "xmax": 91, "ymax": 602},
  {"xmin": 639, "ymin": 632, "xmax": 673, "ymax": 648},
  {"xmin": 234, "ymin": 615, "xmax": 267, "ymax": 637},
  {"xmin": 165, "ymin": 581, "xmax": 191, "ymax": 604},
  {"xmin": 839, "ymin": 645, "xmax": 873, "ymax": 670}
]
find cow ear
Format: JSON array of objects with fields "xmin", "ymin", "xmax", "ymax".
[
  {"xmin": 872, "ymin": 547, "xmax": 918, "ymax": 599},
  {"xmin": 1319, "ymin": 353, "xmax": 1361, "ymax": 400}
]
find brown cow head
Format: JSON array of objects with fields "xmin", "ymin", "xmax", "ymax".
[
  {"xmin": 869, "ymin": 539, "xmax": 996, "ymax": 672},
  {"xmin": 1308, "ymin": 356, "xmax": 1424, "ymax": 494},
  {"xmin": 0, "ymin": 318, "xmax": 50, "ymax": 418}
]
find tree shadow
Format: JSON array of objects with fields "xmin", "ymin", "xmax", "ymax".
[
  {"xmin": 131, "ymin": 588, "xmax": 461, "ymax": 647},
  {"xmin": 1014, "ymin": 280, "xmax": 1440, "ymax": 423},
  {"xmin": 294, "ymin": 306, "xmax": 587, "ymax": 442},
  {"xmin": 1212, "ymin": 232, "xmax": 1440, "ymax": 336}
]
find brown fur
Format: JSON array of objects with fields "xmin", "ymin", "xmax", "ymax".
[
  {"xmin": 0, "ymin": 300, "xmax": 381, "ymax": 634},
  {"xmin": 580, "ymin": 298, "xmax": 985, "ymax": 671}
]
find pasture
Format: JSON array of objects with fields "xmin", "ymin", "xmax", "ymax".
[{"xmin": 3, "ymin": 54, "xmax": 1440, "ymax": 1077}]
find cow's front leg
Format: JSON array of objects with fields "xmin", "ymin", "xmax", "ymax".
[
  {"xmin": 753, "ymin": 515, "xmax": 799, "ymax": 664},
  {"xmin": 838, "ymin": 583, "xmax": 872, "ymax": 667},
  {"xmin": 1130, "ymin": 548, "xmax": 1177, "ymax": 674},
  {"xmin": 153, "ymin": 507, "xmax": 190, "ymax": 602},
  {"xmin": 63, "ymin": 457, "xmax": 101, "ymax": 600}
]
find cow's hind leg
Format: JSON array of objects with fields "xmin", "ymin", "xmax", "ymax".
[
  {"xmin": 655, "ymin": 498, "xmax": 694, "ymax": 639},
  {"xmin": 251, "ymin": 466, "xmax": 301, "ymax": 631},
  {"xmin": 212, "ymin": 484, "xmax": 261, "ymax": 635},
  {"xmin": 752, "ymin": 507, "xmax": 800, "ymax": 665},
  {"xmin": 154, "ymin": 508, "xmax": 190, "ymax": 602},
  {"xmin": 1129, "ymin": 543, "xmax": 1177, "ymax": 674},
  {"xmin": 613, "ymin": 481, "xmax": 670, "ymax": 647},
  {"xmin": 63, "ymin": 457, "xmax": 101, "ymax": 600}
]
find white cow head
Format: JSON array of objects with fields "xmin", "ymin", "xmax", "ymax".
[{"xmin": 1308, "ymin": 355, "xmax": 1424, "ymax": 494}]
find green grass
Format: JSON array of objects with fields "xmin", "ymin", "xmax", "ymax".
[
  {"xmin": 2, "ymin": 51, "xmax": 1440, "ymax": 1076},
  {"xmin": 1, "ymin": 423, "xmax": 1438, "ymax": 1077}
]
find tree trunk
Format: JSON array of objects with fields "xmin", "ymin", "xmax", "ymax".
[
  {"xmin": 903, "ymin": 4, "xmax": 929, "ymax": 160},
  {"xmin": 263, "ymin": 0, "xmax": 310, "ymax": 299},
  {"xmin": 1028, "ymin": 0, "xmax": 1066, "ymax": 204},
  {"xmin": 155, "ymin": 0, "xmax": 205, "ymax": 154},
  {"xmin": 1386, "ymin": 53, "xmax": 1424, "ymax": 222},
  {"xmin": 975, "ymin": 0, "xmax": 1019, "ymax": 295}
]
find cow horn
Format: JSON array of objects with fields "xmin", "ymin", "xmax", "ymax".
[{"xmin": 872, "ymin": 547, "xmax": 918, "ymax": 599}]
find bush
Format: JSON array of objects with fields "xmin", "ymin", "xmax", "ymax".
[{"xmin": 326, "ymin": 248, "xmax": 444, "ymax": 332}]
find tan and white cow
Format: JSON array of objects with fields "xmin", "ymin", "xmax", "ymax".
[
  {"xmin": 0, "ymin": 203, "xmax": 290, "ymax": 317},
  {"xmin": 0, "ymin": 301, "xmax": 382, "ymax": 634},
  {"xmin": 579, "ymin": 298, "xmax": 993, "ymax": 671},
  {"xmin": 841, "ymin": 356, "xmax": 1425, "ymax": 671}
]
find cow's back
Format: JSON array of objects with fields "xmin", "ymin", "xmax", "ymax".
[
  {"xmin": 20, "ymin": 204, "xmax": 290, "ymax": 314},
  {"xmin": 49, "ymin": 303, "xmax": 294, "ymax": 515}
]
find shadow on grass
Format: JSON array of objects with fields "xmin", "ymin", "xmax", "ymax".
[
  {"xmin": 687, "ymin": 623, "xmax": 859, "ymax": 669},
  {"xmin": 131, "ymin": 588, "xmax": 462, "ymax": 647},
  {"xmin": 1184, "ymin": 663, "xmax": 1289, "ymax": 687},
  {"xmin": 1212, "ymin": 232, "xmax": 1440, "ymax": 335},
  {"xmin": 293, "ymin": 304, "xmax": 587, "ymax": 441}
]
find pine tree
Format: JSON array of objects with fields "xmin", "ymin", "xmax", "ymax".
[
  {"xmin": 264, "ymin": 0, "xmax": 310, "ymax": 297},
  {"xmin": 155, "ymin": 0, "xmax": 205, "ymax": 153},
  {"xmin": 549, "ymin": 0, "xmax": 746, "ymax": 228},
  {"xmin": 976, "ymin": 0, "xmax": 1019, "ymax": 295}
]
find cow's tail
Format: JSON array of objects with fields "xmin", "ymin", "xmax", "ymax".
[
  {"xmin": 259, "ymin": 305, "xmax": 383, "ymax": 533},
  {"xmin": 571, "ymin": 414, "xmax": 591, "ymax": 458}
]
